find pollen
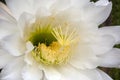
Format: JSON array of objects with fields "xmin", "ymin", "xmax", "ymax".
[{"xmin": 32, "ymin": 42, "xmax": 71, "ymax": 65}]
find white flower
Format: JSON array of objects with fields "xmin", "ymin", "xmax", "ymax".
[{"xmin": 0, "ymin": 0, "xmax": 120, "ymax": 80}]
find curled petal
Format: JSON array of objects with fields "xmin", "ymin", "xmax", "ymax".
[{"xmin": 82, "ymin": 0, "xmax": 112, "ymax": 25}]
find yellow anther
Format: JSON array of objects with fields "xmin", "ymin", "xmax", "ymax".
[{"xmin": 32, "ymin": 42, "xmax": 70, "ymax": 65}]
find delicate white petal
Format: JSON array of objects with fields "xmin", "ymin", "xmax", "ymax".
[
  {"xmin": 0, "ymin": 2, "xmax": 15, "ymax": 22},
  {"xmin": 69, "ymin": 45, "xmax": 98, "ymax": 69},
  {"xmin": 0, "ymin": 19, "xmax": 17, "ymax": 39},
  {"xmin": 83, "ymin": 1, "xmax": 112, "ymax": 25},
  {"xmin": 50, "ymin": 0, "xmax": 70, "ymax": 13},
  {"xmin": 5, "ymin": 0, "xmax": 56, "ymax": 19},
  {"xmin": 25, "ymin": 41, "xmax": 34, "ymax": 53},
  {"xmin": 57, "ymin": 65, "xmax": 112, "ymax": 80},
  {"xmin": 18, "ymin": 12, "xmax": 35, "ymax": 38},
  {"xmin": 22, "ymin": 65, "xmax": 43, "ymax": 80},
  {"xmin": 24, "ymin": 53, "xmax": 36, "ymax": 65},
  {"xmin": 0, "ymin": 2, "xmax": 12, "ymax": 15},
  {"xmin": 57, "ymin": 65, "xmax": 91, "ymax": 80},
  {"xmin": 0, "ymin": 34, "xmax": 26, "ymax": 56},
  {"xmin": 98, "ymin": 48, "xmax": 120, "ymax": 68},
  {"xmin": 98, "ymin": 69, "xmax": 112, "ymax": 80},
  {"xmin": 33, "ymin": 0, "xmax": 56, "ymax": 10},
  {"xmin": 95, "ymin": 0, "xmax": 110, "ymax": 6},
  {"xmin": 0, "ymin": 49, "xmax": 14, "ymax": 68},
  {"xmin": 99, "ymin": 26, "xmax": 120, "ymax": 44},
  {"xmin": 91, "ymin": 35, "xmax": 115, "ymax": 55},
  {"xmin": 80, "ymin": 69, "xmax": 112, "ymax": 80},
  {"xmin": 71, "ymin": 0, "xmax": 90, "ymax": 7},
  {"xmin": 0, "ymin": 57, "xmax": 25, "ymax": 80},
  {"xmin": 38, "ymin": 65, "xmax": 61, "ymax": 80},
  {"xmin": 36, "ymin": 7, "xmax": 51, "ymax": 18},
  {"xmin": 5, "ymin": 0, "xmax": 33, "ymax": 19}
]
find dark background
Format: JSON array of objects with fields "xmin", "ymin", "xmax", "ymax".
[{"xmin": 0, "ymin": 0, "xmax": 120, "ymax": 80}]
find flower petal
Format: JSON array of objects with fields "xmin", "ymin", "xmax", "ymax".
[
  {"xmin": 69, "ymin": 45, "xmax": 98, "ymax": 69},
  {"xmin": 57, "ymin": 65, "xmax": 91, "ymax": 80},
  {"xmin": 0, "ymin": 19, "xmax": 17, "ymax": 39},
  {"xmin": 99, "ymin": 26, "xmax": 120, "ymax": 44},
  {"xmin": 58, "ymin": 65, "xmax": 112, "ymax": 80},
  {"xmin": 39, "ymin": 65, "xmax": 61, "ymax": 80},
  {"xmin": 22, "ymin": 65, "xmax": 43, "ymax": 80},
  {"xmin": 0, "ymin": 57, "xmax": 25, "ymax": 80},
  {"xmin": 91, "ymin": 35, "xmax": 115, "ymax": 55},
  {"xmin": 50, "ymin": 0, "xmax": 70, "ymax": 13},
  {"xmin": 0, "ymin": 2, "xmax": 16, "ymax": 22},
  {"xmin": 98, "ymin": 48, "xmax": 120, "ymax": 68},
  {"xmin": 0, "ymin": 49, "xmax": 14, "ymax": 68},
  {"xmin": 18, "ymin": 12, "xmax": 35, "ymax": 38},
  {"xmin": 95, "ymin": 0, "xmax": 109, "ymax": 6},
  {"xmin": 71, "ymin": 0, "xmax": 90, "ymax": 8},
  {"xmin": 36, "ymin": 7, "xmax": 51, "ymax": 18},
  {"xmin": 25, "ymin": 41, "xmax": 34, "ymax": 53},
  {"xmin": 82, "ymin": 0, "xmax": 112, "ymax": 25},
  {"xmin": 5, "ymin": 0, "xmax": 56, "ymax": 19},
  {"xmin": 5, "ymin": 0, "xmax": 33, "ymax": 19},
  {"xmin": 0, "ymin": 34, "xmax": 26, "ymax": 56},
  {"xmin": 80, "ymin": 69, "xmax": 112, "ymax": 80}
]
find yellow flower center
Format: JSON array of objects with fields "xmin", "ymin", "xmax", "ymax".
[
  {"xmin": 26, "ymin": 17, "xmax": 78, "ymax": 65},
  {"xmin": 32, "ymin": 42, "xmax": 70, "ymax": 65}
]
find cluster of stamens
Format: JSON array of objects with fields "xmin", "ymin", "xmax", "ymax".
[{"xmin": 26, "ymin": 18, "xmax": 78, "ymax": 65}]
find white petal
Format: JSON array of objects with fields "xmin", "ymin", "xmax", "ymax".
[
  {"xmin": 0, "ymin": 19, "xmax": 17, "ymax": 39},
  {"xmin": 50, "ymin": 0, "xmax": 70, "ymax": 13},
  {"xmin": 58, "ymin": 65, "xmax": 112, "ymax": 80},
  {"xmin": 18, "ymin": 12, "xmax": 35, "ymax": 38},
  {"xmin": 5, "ymin": 0, "xmax": 56, "ymax": 19},
  {"xmin": 0, "ymin": 57, "xmax": 25, "ymax": 80},
  {"xmin": 69, "ymin": 45, "xmax": 98, "ymax": 69},
  {"xmin": 57, "ymin": 65, "xmax": 91, "ymax": 80},
  {"xmin": 33, "ymin": 0, "xmax": 56, "ymax": 9},
  {"xmin": 24, "ymin": 53, "xmax": 36, "ymax": 65},
  {"xmin": 80, "ymin": 69, "xmax": 112, "ymax": 80},
  {"xmin": 82, "ymin": 1, "xmax": 112, "ymax": 25},
  {"xmin": 91, "ymin": 35, "xmax": 115, "ymax": 55},
  {"xmin": 0, "ymin": 2, "xmax": 12, "ymax": 15},
  {"xmin": 39, "ymin": 66, "xmax": 61, "ymax": 80},
  {"xmin": 99, "ymin": 26, "xmax": 120, "ymax": 44},
  {"xmin": 97, "ymin": 69, "xmax": 112, "ymax": 80},
  {"xmin": 0, "ymin": 34, "xmax": 26, "ymax": 56},
  {"xmin": 25, "ymin": 41, "xmax": 34, "ymax": 53},
  {"xmin": 95, "ymin": 0, "xmax": 109, "ymax": 6},
  {"xmin": 98, "ymin": 48, "xmax": 120, "ymax": 68},
  {"xmin": 5, "ymin": 0, "xmax": 33, "ymax": 19},
  {"xmin": 0, "ymin": 49, "xmax": 14, "ymax": 68},
  {"xmin": 0, "ymin": 3, "xmax": 16, "ymax": 22},
  {"xmin": 22, "ymin": 65, "xmax": 43, "ymax": 80},
  {"xmin": 36, "ymin": 6, "xmax": 52, "ymax": 18},
  {"xmin": 71, "ymin": 0, "xmax": 90, "ymax": 8}
]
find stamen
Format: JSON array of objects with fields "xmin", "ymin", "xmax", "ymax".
[
  {"xmin": 26, "ymin": 19, "xmax": 78, "ymax": 65},
  {"xmin": 52, "ymin": 26, "xmax": 78, "ymax": 46},
  {"xmin": 32, "ymin": 42, "xmax": 71, "ymax": 65}
]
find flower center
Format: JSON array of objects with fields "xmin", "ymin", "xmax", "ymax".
[
  {"xmin": 27, "ymin": 19, "xmax": 78, "ymax": 65},
  {"xmin": 29, "ymin": 26, "xmax": 57, "ymax": 46},
  {"xmin": 32, "ymin": 42, "xmax": 70, "ymax": 65}
]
